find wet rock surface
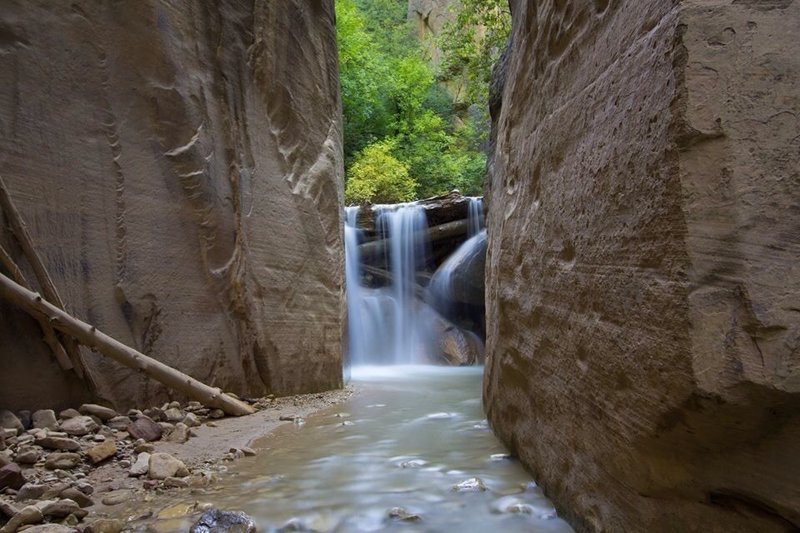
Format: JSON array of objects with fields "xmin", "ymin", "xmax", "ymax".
[{"xmin": 190, "ymin": 508, "xmax": 257, "ymax": 533}]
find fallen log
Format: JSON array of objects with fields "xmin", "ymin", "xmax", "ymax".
[
  {"xmin": 0, "ymin": 175, "xmax": 91, "ymax": 383},
  {"xmin": 0, "ymin": 244, "xmax": 73, "ymax": 371},
  {"xmin": 358, "ymin": 218, "xmax": 469, "ymax": 261},
  {"xmin": 0, "ymin": 272, "xmax": 255, "ymax": 416}
]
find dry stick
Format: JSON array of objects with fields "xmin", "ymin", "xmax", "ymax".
[
  {"xmin": 0, "ymin": 244, "xmax": 73, "ymax": 370},
  {"xmin": 0, "ymin": 175, "xmax": 91, "ymax": 383},
  {"xmin": 0, "ymin": 272, "xmax": 255, "ymax": 416}
]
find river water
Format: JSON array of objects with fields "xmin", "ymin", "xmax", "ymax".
[{"xmin": 139, "ymin": 366, "xmax": 572, "ymax": 532}]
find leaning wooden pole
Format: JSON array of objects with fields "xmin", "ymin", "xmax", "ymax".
[
  {"xmin": 0, "ymin": 175, "xmax": 91, "ymax": 382},
  {"xmin": 0, "ymin": 272, "xmax": 255, "ymax": 416},
  {"xmin": 0, "ymin": 244, "xmax": 73, "ymax": 371}
]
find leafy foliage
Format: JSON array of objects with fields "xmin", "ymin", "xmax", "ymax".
[
  {"xmin": 437, "ymin": 0, "xmax": 511, "ymax": 105},
  {"xmin": 336, "ymin": 0, "xmax": 495, "ymax": 203},
  {"xmin": 345, "ymin": 141, "xmax": 417, "ymax": 204}
]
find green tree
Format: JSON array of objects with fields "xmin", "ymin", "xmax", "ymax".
[
  {"xmin": 345, "ymin": 141, "xmax": 418, "ymax": 204},
  {"xmin": 438, "ymin": 0, "xmax": 511, "ymax": 105}
]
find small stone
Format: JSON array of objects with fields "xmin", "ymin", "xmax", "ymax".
[
  {"xmin": 92, "ymin": 434, "xmax": 106, "ymax": 442},
  {"xmin": 182, "ymin": 412, "xmax": 201, "ymax": 427},
  {"xmin": 15, "ymin": 446, "xmax": 43, "ymax": 465},
  {"xmin": 148, "ymin": 453, "xmax": 188, "ymax": 480},
  {"xmin": 118, "ymin": 459, "xmax": 131, "ymax": 469},
  {"xmin": 45, "ymin": 452, "xmax": 81, "ymax": 470},
  {"xmin": 15, "ymin": 434, "xmax": 34, "ymax": 446},
  {"xmin": 165, "ymin": 423, "xmax": 190, "ymax": 444},
  {"xmin": 58, "ymin": 408, "xmax": 81, "ymax": 419},
  {"xmin": 190, "ymin": 508, "xmax": 256, "ymax": 533},
  {"xmin": 0, "ymin": 410, "xmax": 23, "ymax": 434},
  {"xmin": 134, "ymin": 442, "xmax": 154, "ymax": 454},
  {"xmin": 100, "ymin": 490, "xmax": 132, "ymax": 506},
  {"xmin": 15, "ymin": 483, "xmax": 48, "ymax": 501},
  {"xmin": 0, "ymin": 452, "xmax": 10, "ymax": 467},
  {"xmin": 143, "ymin": 407, "xmax": 164, "ymax": 422},
  {"xmin": 206, "ymin": 421, "xmax": 218, "ymax": 428},
  {"xmin": 75, "ymin": 481, "xmax": 94, "ymax": 495},
  {"xmin": 1, "ymin": 428, "xmax": 16, "ymax": 440},
  {"xmin": 59, "ymin": 416, "xmax": 99, "ymax": 436},
  {"xmin": 105, "ymin": 416, "xmax": 132, "ymax": 431},
  {"xmin": 78, "ymin": 404, "xmax": 118, "ymax": 421},
  {"xmin": 129, "ymin": 452, "xmax": 150, "ymax": 477},
  {"xmin": 387, "ymin": 506, "xmax": 422, "ymax": 522},
  {"xmin": 187, "ymin": 474, "xmax": 210, "ymax": 488},
  {"xmin": 184, "ymin": 401, "xmax": 203, "ymax": 411},
  {"xmin": 208, "ymin": 409, "xmax": 225, "ymax": 419},
  {"xmin": 157, "ymin": 422, "xmax": 175, "ymax": 433},
  {"xmin": 127, "ymin": 416, "xmax": 162, "ymax": 442},
  {"xmin": 452, "ymin": 477, "xmax": 488, "ymax": 492},
  {"xmin": 241, "ymin": 447, "xmax": 256, "ymax": 457},
  {"xmin": 162, "ymin": 476, "xmax": 188, "ymax": 488},
  {"xmin": 38, "ymin": 498, "xmax": 87, "ymax": 518},
  {"xmin": 83, "ymin": 518, "xmax": 124, "ymax": 533},
  {"xmin": 16, "ymin": 411, "xmax": 32, "ymax": 430},
  {"xmin": 86, "ymin": 439, "xmax": 117, "ymax": 464},
  {"xmin": 35, "ymin": 436, "xmax": 81, "ymax": 451},
  {"xmin": 0, "ymin": 463, "xmax": 26, "ymax": 490},
  {"xmin": 0, "ymin": 499, "xmax": 19, "ymax": 518},
  {"xmin": 163, "ymin": 408, "xmax": 184, "ymax": 423},
  {"xmin": 2, "ymin": 505, "xmax": 43, "ymax": 532},
  {"xmin": 59, "ymin": 487, "xmax": 94, "ymax": 508}
]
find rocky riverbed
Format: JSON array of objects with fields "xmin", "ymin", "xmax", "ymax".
[{"xmin": 0, "ymin": 388, "xmax": 353, "ymax": 533}]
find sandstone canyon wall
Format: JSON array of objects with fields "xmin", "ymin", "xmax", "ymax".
[
  {"xmin": 0, "ymin": 1, "xmax": 344, "ymax": 411},
  {"xmin": 484, "ymin": 1, "xmax": 799, "ymax": 531}
]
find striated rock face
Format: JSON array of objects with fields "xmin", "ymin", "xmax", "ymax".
[
  {"xmin": 484, "ymin": 1, "xmax": 800, "ymax": 532},
  {"xmin": 0, "ymin": 1, "xmax": 344, "ymax": 410}
]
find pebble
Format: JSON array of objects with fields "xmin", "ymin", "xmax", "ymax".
[
  {"xmin": 127, "ymin": 416, "xmax": 163, "ymax": 442},
  {"xmin": 59, "ymin": 416, "xmax": 99, "ymax": 436},
  {"xmin": 0, "ymin": 411, "xmax": 23, "ymax": 434},
  {"xmin": 35, "ymin": 436, "xmax": 81, "ymax": 451},
  {"xmin": 0, "ymin": 463, "xmax": 26, "ymax": 490},
  {"xmin": 148, "ymin": 453, "xmax": 189, "ymax": 480},
  {"xmin": 58, "ymin": 408, "xmax": 81, "ymax": 419},
  {"xmin": 165, "ymin": 423, "xmax": 190, "ymax": 444},
  {"xmin": 15, "ymin": 446, "xmax": 43, "ymax": 465},
  {"xmin": 130, "ymin": 452, "xmax": 151, "ymax": 477},
  {"xmin": 38, "ymin": 498, "xmax": 87, "ymax": 519},
  {"xmin": 86, "ymin": 439, "xmax": 117, "ymax": 464},
  {"xmin": 105, "ymin": 416, "xmax": 132, "ymax": 431},
  {"xmin": 190, "ymin": 508, "xmax": 257, "ymax": 533},
  {"xmin": 387, "ymin": 506, "xmax": 422, "ymax": 522},
  {"xmin": 79, "ymin": 404, "xmax": 118, "ymax": 422},
  {"xmin": 2, "ymin": 505, "xmax": 44, "ymax": 532},
  {"xmin": 208, "ymin": 409, "xmax": 225, "ymax": 419},
  {"xmin": 452, "ymin": 477, "xmax": 488, "ymax": 492},
  {"xmin": 15, "ymin": 483, "xmax": 48, "ymax": 501},
  {"xmin": 60, "ymin": 486, "xmax": 95, "ymax": 508},
  {"xmin": 163, "ymin": 408, "xmax": 184, "ymax": 423},
  {"xmin": 31, "ymin": 410, "xmax": 58, "ymax": 431},
  {"xmin": 44, "ymin": 452, "xmax": 81, "ymax": 470}
]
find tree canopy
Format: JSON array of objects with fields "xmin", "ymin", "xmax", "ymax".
[{"xmin": 337, "ymin": 0, "xmax": 510, "ymax": 205}]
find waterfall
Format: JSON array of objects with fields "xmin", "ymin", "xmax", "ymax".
[
  {"xmin": 467, "ymin": 197, "xmax": 484, "ymax": 236},
  {"xmin": 344, "ymin": 203, "xmax": 429, "ymax": 365}
]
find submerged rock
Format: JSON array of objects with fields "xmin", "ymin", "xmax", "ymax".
[
  {"xmin": 452, "ymin": 477, "xmax": 487, "ymax": 492},
  {"xmin": 189, "ymin": 508, "xmax": 257, "ymax": 533}
]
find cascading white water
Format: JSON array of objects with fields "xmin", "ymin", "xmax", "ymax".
[
  {"xmin": 467, "ymin": 196, "xmax": 484, "ymax": 236},
  {"xmin": 345, "ymin": 203, "xmax": 430, "ymax": 365}
]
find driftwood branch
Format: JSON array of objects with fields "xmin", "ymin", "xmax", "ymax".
[
  {"xmin": 0, "ymin": 272, "xmax": 255, "ymax": 417},
  {"xmin": 0, "ymin": 244, "xmax": 73, "ymax": 371},
  {"xmin": 0, "ymin": 175, "xmax": 91, "ymax": 383},
  {"xmin": 359, "ymin": 218, "xmax": 469, "ymax": 261}
]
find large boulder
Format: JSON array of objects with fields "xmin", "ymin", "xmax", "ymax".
[
  {"xmin": 0, "ymin": 0, "xmax": 344, "ymax": 411},
  {"xmin": 484, "ymin": 1, "xmax": 800, "ymax": 532},
  {"xmin": 428, "ymin": 230, "xmax": 487, "ymax": 307}
]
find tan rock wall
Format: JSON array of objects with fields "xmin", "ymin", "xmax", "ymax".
[
  {"xmin": 484, "ymin": 0, "xmax": 799, "ymax": 531},
  {"xmin": 0, "ymin": 1, "xmax": 344, "ymax": 410}
]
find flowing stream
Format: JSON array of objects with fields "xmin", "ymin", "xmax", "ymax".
[{"xmin": 139, "ymin": 366, "xmax": 573, "ymax": 532}]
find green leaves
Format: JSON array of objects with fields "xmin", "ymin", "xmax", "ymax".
[
  {"xmin": 345, "ymin": 140, "xmax": 417, "ymax": 204},
  {"xmin": 336, "ymin": 0, "xmax": 495, "ymax": 203}
]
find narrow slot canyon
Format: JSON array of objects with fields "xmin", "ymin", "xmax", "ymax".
[{"xmin": 0, "ymin": 1, "xmax": 798, "ymax": 533}]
